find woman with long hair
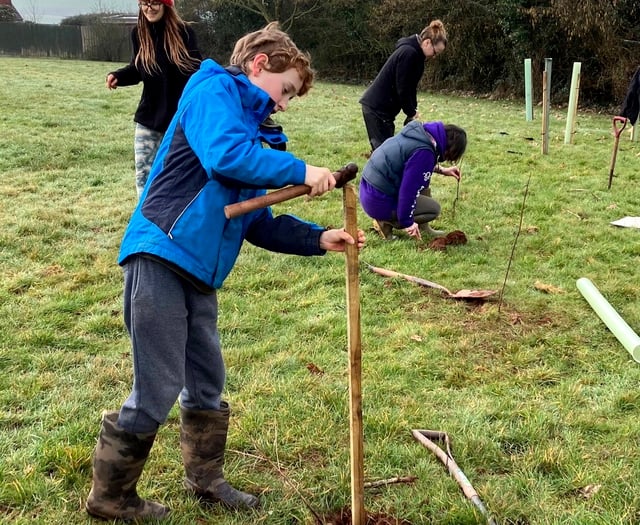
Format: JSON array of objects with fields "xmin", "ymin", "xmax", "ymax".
[{"xmin": 106, "ymin": 0, "xmax": 202, "ymax": 197}]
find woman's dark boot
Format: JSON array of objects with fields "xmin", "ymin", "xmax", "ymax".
[
  {"xmin": 180, "ymin": 403, "xmax": 259, "ymax": 510},
  {"xmin": 86, "ymin": 411, "xmax": 169, "ymax": 520},
  {"xmin": 372, "ymin": 219, "xmax": 397, "ymax": 240}
]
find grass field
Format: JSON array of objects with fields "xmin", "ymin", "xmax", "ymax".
[{"xmin": 0, "ymin": 56, "xmax": 639, "ymax": 525}]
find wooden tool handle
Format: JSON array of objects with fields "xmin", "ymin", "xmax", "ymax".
[
  {"xmin": 608, "ymin": 117, "xmax": 627, "ymax": 189},
  {"xmin": 613, "ymin": 116, "xmax": 627, "ymax": 138},
  {"xmin": 223, "ymin": 162, "xmax": 358, "ymax": 219}
]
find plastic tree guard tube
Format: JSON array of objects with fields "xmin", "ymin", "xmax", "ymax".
[{"xmin": 576, "ymin": 277, "xmax": 640, "ymax": 362}]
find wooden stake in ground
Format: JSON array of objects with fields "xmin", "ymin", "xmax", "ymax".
[{"xmin": 343, "ymin": 183, "xmax": 365, "ymax": 525}]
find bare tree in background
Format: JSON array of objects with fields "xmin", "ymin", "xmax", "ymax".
[
  {"xmin": 24, "ymin": 0, "xmax": 41, "ymax": 23},
  {"xmin": 209, "ymin": 0, "xmax": 320, "ymax": 30},
  {"xmin": 91, "ymin": 0, "xmax": 128, "ymax": 15}
]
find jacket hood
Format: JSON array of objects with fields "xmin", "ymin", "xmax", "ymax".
[
  {"xmin": 397, "ymin": 120, "xmax": 444, "ymax": 159},
  {"xmin": 423, "ymin": 121, "xmax": 446, "ymax": 161},
  {"xmin": 395, "ymin": 34, "xmax": 420, "ymax": 50}
]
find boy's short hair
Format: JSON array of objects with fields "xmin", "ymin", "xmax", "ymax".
[{"xmin": 230, "ymin": 21, "xmax": 315, "ymax": 97}]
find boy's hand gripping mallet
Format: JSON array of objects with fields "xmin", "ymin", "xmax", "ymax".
[{"xmin": 224, "ymin": 162, "xmax": 358, "ymax": 219}]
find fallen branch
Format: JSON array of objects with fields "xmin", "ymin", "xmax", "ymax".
[
  {"xmin": 412, "ymin": 430, "xmax": 497, "ymax": 525},
  {"xmin": 364, "ymin": 475, "xmax": 417, "ymax": 489}
]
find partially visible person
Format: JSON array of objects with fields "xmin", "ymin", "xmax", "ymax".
[
  {"xmin": 359, "ymin": 120, "xmax": 466, "ymax": 240},
  {"xmin": 359, "ymin": 20, "xmax": 448, "ymax": 152},
  {"xmin": 618, "ymin": 66, "xmax": 640, "ymax": 126},
  {"xmin": 86, "ymin": 22, "xmax": 365, "ymax": 522},
  {"xmin": 106, "ymin": 0, "xmax": 202, "ymax": 197}
]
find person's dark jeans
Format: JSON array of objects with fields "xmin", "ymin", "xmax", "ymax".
[{"xmin": 361, "ymin": 105, "xmax": 395, "ymax": 151}]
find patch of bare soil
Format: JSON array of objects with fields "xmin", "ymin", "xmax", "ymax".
[{"xmin": 321, "ymin": 507, "xmax": 412, "ymax": 525}]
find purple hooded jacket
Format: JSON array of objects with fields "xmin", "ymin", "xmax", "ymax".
[{"xmin": 360, "ymin": 121, "xmax": 446, "ymax": 227}]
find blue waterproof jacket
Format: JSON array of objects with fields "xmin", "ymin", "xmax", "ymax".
[{"xmin": 118, "ymin": 59, "xmax": 325, "ymax": 289}]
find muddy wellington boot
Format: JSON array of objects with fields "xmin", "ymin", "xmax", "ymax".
[
  {"xmin": 180, "ymin": 403, "xmax": 259, "ymax": 510},
  {"xmin": 86, "ymin": 411, "xmax": 169, "ymax": 521}
]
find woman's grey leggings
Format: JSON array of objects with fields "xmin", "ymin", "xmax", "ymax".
[
  {"xmin": 134, "ymin": 123, "xmax": 163, "ymax": 198},
  {"xmin": 391, "ymin": 194, "xmax": 441, "ymax": 227}
]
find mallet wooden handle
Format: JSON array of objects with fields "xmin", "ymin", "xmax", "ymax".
[{"xmin": 224, "ymin": 162, "xmax": 358, "ymax": 219}]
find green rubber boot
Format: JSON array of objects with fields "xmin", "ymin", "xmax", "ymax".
[
  {"xmin": 180, "ymin": 403, "xmax": 259, "ymax": 510},
  {"xmin": 86, "ymin": 411, "xmax": 169, "ymax": 521},
  {"xmin": 420, "ymin": 222, "xmax": 446, "ymax": 238}
]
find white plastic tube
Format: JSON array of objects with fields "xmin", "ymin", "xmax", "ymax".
[{"xmin": 577, "ymin": 277, "xmax": 640, "ymax": 363}]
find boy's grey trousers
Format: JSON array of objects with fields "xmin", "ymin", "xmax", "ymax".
[{"xmin": 118, "ymin": 255, "xmax": 225, "ymax": 433}]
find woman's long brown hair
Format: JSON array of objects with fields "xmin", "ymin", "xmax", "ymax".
[{"xmin": 135, "ymin": 6, "xmax": 200, "ymax": 75}]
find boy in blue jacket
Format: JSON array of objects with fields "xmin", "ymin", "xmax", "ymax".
[{"xmin": 86, "ymin": 22, "xmax": 365, "ymax": 522}]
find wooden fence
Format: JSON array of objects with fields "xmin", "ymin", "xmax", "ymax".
[{"xmin": 0, "ymin": 22, "xmax": 133, "ymax": 62}]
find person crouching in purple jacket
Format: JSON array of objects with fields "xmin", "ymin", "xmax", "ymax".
[{"xmin": 359, "ymin": 120, "xmax": 466, "ymax": 240}]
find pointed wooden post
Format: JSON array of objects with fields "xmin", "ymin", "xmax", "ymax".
[{"xmin": 343, "ymin": 182, "xmax": 365, "ymax": 525}]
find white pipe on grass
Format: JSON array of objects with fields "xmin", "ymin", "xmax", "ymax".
[{"xmin": 576, "ymin": 277, "xmax": 640, "ymax": 363}]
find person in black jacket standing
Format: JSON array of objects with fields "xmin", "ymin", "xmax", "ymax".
[
  {"xmin": 619, "ymin": 66, "xmax": 640, "ymax": 127},
  {"xmin": 360, "ymin": 20, "xmax": 448, "ymax": 152},
  {"xmin": 106, "ymin": 0, "xmax": 202, "ymax": 197}
]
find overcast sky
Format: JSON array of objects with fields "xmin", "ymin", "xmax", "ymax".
[{"xmin": 12, "ymin": 0, "xmax": 134, "ymax": 24}]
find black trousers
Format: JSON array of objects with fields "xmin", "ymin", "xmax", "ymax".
[{"xmin": 361, "ymin": 105, "xmax": 395, "ymax": 151}]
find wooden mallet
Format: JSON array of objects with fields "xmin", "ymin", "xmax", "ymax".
[{"xmin": 224, "ymin": 162, "xmax": 358, "ymax": 219}]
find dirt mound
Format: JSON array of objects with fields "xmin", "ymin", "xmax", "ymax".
[
  {"xmin": 427, "ymin": 237, "xmax": 448, "ymax": 251},
  {"xmin": 444, "ymin": 229, "xmax": 467, "ymax": 245},
  {"xmin": 428, "ymin": 230, "xmax": 468, "ymax": 251}
]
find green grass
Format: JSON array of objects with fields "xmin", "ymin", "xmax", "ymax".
[{"xmin": 1, "ymin": 56, "xmax": 639, "ymax": 524}]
